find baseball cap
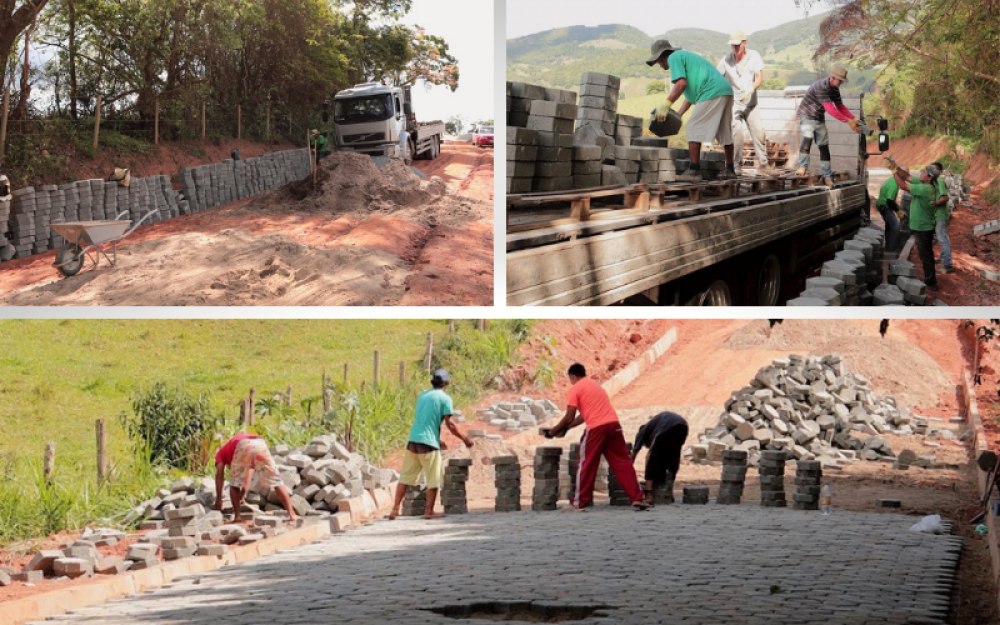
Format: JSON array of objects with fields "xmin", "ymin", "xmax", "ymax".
[{"xmin": 432, "ymin": 369, "xmax": 451, "ymax": 385}]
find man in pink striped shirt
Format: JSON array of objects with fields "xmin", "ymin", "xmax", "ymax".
[{"xmin": 794, "ymin": 66, "xmax": 861, "ymax": 185}]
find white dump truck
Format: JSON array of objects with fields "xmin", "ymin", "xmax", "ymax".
[{"xmin": 332, "ymin": 83, "xmax": 445, "ymax": 163}]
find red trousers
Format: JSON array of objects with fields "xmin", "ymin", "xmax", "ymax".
[{"xmin": 574, "ymin": 421, "xmax": 643, "ymax": 508}]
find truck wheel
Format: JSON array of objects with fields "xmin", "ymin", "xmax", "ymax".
[
  {"xmin": 697, "ymin": 280, "xmax": 732, "ymax": 306},
  {"xmin": 432, "ymin": 136, "xmax": 440, "ymax": 159},
  {"xmin": 756, "ymin": 254, "xmax": 782, "ymax": 306}
]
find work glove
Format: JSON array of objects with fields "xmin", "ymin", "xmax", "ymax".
[
  {"xmin": 655, "ymin": 99, "xmax": 675, "ymax": 122},
  {"xmin": 847, "ymin": 118, "xmax": 861, "ymax": 133},
  {"xmin": 739, "ymin": 90, "xmax": 752, "ymax": 104}
]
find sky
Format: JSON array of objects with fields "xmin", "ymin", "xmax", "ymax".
[
  {"xmin": 505, "ymin": 0, "xmax": 832, "ymax": 40},
  {"xmin": 403, "ymin": 0, "xmax": 494, "ymax": 125}
]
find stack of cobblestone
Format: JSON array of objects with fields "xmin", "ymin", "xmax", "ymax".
[
  {"xmin": 531, "ymin": 447, "xmax": 562, "ymax": 511},
  {"xmin": 494, "ymin": 455, "xmax": 522, "ymax": 512},
  {"xmin": 759, "ymin": 450, "xmax": 788, "ymax": 507},
  {"xmin": 506, "ymin": 82, "xmax": 578, "ymax": 194},
  {"xmin": 576, "ymin": 73, "xmax": 620, "ymax": 136},
  {"xmin": 561, "ymin": 443, "xmax": 580, "ymax": 503},
  {"xmin": 606, "ymin": 471, "xmax": 632, "ymax": 506},
  {"xmin": 717, "ymin": 450, "xmax": 748, "ymax": 505},
  {"xmin": 401, "ymin": 485, "xmax": 427, "ymax": 517},
  {"xmin": 792, "ymin": 460, "xmax": 823, "ymax": 511},
  {"xmin": 507, "ymin": 127, "xmax": 538, "ymax": 194},
  {"xmin": 894, "ymin": 276, "xmax": 928, "ymax": 306},
  {"xmin": 872, "ymin": 283, "xmax": 906, "ymax": 306},
  {"xmin": 0, "ymin": 192, "xmax": 12, "ymax": 261},
  {"xmin": 442, "ymin": 458, "xmax": 471, "ymax": 515},
  {"xmin": 650, "ymin": 472, "xmax": 675, "ymax": 505},
  {"xmin": 614, "ymin": 146, "xmax": 642, "ymax": 184},
  {"xmin": 691, "ymin": 355, "xmax": 911, "ymax": 469},
  {"xmin": 682, "ymin": 485, "xmax": 709, "ymax": 504},
  {"xmin": 475, "ymin": 397, "xmax": 561, "ymax": 434},
  {"xmin": 572, "ymin": 145, "xmax": 603, "ymax": 189},
  {"xmin": 614, "ymin": 114, "xmax": 644, "ymax": 147}
]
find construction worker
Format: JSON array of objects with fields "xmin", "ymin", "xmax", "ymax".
[
  {"xmin": 647, "ymin": 39, "xmax": 737, "ymax": 182},
  {"xmin": 546, "ymin": 363, "xmax": 650, "ymax": 511},
  {"xmin": 931, "ymin": 161, "xmax": 954, "ymax": 274},
  {"xmin": 890, "ymin": 161, "xmax": 940, "ymax": 290},
  {"xmin": 388, "ymin": 369, "xmax": 473, "ymax": 520},
  {"xmin": 630, "ymin": 411, "xmax": 689, "ymax": 506},
  {"xmin": 874, "ymin": 174, "xmax": 902, "ymax": 252},
  {"xmin": 716, "ymin": 31, "xmax": 772, "ymax": 176},
  {"xmin": 794, "ymin": 66, "xmax": 862, "ymax": 185},
  {"xmin": 214, "ymin": 432, "xmax": 298, "ymax": 523},
  {"xmin": 310, "ymin": 129, "xmax": 330, "ymax": 160}
]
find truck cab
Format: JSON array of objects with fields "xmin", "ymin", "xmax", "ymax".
[{"xmin": 333, "ymin": 83, "xmax": 411, "ymax": 160}]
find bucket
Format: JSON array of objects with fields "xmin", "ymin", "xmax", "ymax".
[{"xmin": 648, "ymin": 109, "xmax": 683, "ymax": 138}]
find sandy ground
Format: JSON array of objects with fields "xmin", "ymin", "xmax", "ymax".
[{"xmin": 0, "ymin": 142, "xmax": 493, "ymax": 306}]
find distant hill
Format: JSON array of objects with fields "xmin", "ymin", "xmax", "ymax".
[{"xmin": 507, "ymin": 13, "xmax": 875, "ymax": 92}]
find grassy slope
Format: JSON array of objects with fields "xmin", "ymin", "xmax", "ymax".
[{"xmin": 0, "ymin": 320, "xmax": 445, "ymax": 486}]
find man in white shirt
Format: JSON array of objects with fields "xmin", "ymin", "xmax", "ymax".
[{"xmin": 717, "ymin": 31, "xmax": 772, "ymax": 176}]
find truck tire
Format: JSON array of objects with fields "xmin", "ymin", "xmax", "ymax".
[
  {"xmin": 696, "ymin": 280, "xmax": 732, "ymax": 306},
  {"xmin": 432, "ymin": 136, "xmax": 440, "ymax": 159},
  {"xmin": 756, "ymin": 254, "xmax": 782, "ymax": 306}
]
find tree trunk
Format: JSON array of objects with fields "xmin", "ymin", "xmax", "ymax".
[
  {"xmin": 0, "ymin": 0, "xmax": 49, "ymax": 97},
  {"xmin": 14, "ymin": 18, "xmax": 36, "ymax": 120},
  {"xmin": 68, "ymin": 0, "xmax": 77, "ymax": 120}
]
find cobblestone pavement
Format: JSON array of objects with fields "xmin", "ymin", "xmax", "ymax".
[{"xmin": 35, "ymin": 506, "xmax": 962, "ymax": 625}]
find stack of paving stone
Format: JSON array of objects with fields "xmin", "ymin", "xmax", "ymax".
[
  {"xmin": 441, "ymin": 458, "xmax": 471, "ymax": 515},
  {"xmin": 572, "ymin": 144, "xmax": 603, "ymax": 189},
  {"xmin": 401, "ymin": 485, "xmax": 428, "ymax": 517},
  {"xmin": 696, "ymin": 151, "xmax": 726, "ymax": 181},
  {"xmin": 792, "ymin": 460, "xmax": 823, "ymax": 511},
  {"xmin": 493, "ymin": 455, "xmax": 522, "ymax": 512},
  {"xmin": 0, "ymin": 191, "xmax": 12, "ymax": 261},
  {"xmin": 528, "ymin": 100, "xmax": 577, "ymax": 192},
  {"xmin": 576, "ymin": 72, "xmax": 620, "ymax": 136},
  {"xmin": 690, "ymin": 354, "xmax": 912, "ymax": 469},
  {"xmin": 613, "ymin": 146, "xmax": 642, "ymax": 184},
  {"xmin": 507, "ymin": 127, "xmax": 538, "ymax": 194},
  {"xmin": 475, "ymin": 397, "xmax": 561, "ymax": 434},
  {"xmin": 606, "ymin": 454, "xmax": 633, "ymax": 507},
  {"xmin": 682, "ymin": 485, "xmax": 709, "ymax": 504},
  {"xmin": 562, "ymin": 443, "xmax": 580, "ymax": 503},
  {"xmin": 33, "ymin": 185, "xmax": 55, "ymax": 253},
  {"xmin": 872, "ymin": 283, "xmax": 906, "ymax": 306},
  {"xmin": 531, "ymin": 447, "xmax": 562, "ymax": 511},
  {"xmin": 614, "ymin": 114, "xmax": 644, "ymax": 147},
  {"xmin": 894, "ymin": 275, "xmax": 928, "ymax": 306},
  {"xmin": 717, "ymin": 450, "xmax": 748, "ymax": 504},
  {"xmin": 8, "ymin": 188, "xmax": 36, "ymax": 258},
  {"xmin": 758, "ymin": 450, "xmax": 788, "ymax": 507},
  {"xmin": 887, "ymin": 259, "xmax": 918, "ymax": 286}
]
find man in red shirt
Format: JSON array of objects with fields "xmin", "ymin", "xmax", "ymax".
[
  {"xmin": 547, "ymin": 363, "xmax": 649, "ymax": 511},
  {"xmin": 214, "ymin": 433, "xmax": 297, "ymax": 522}
]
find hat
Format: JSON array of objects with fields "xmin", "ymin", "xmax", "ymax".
[
  {"xmin": 728, "ymin": 30, "xmax": 747, "ymax": 45},
  {"xmin": 311, "ymin": 129, "xmax": 319, "ymax": 135},
  {"xmin": 646, "ymin": 39, "xmax": 680, "ymax": 66},
  {"xmin": 925, "ymin": 165, "xmax": 940, "ymax": 178},
  {"xmin": 829, "ymin": 66, "xmax": 849, "ymax": 81},
  {"xmin": 432, "ymin": 369, "xmax": 451, "ymax": 385}
]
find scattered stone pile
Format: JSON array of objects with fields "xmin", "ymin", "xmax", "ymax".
[
  {"xmin": 758, "ymin": 450, "xmax": 788, "ymax": 508},
  {"xmin": 532, "ymin": 447, "xmax": 562, "ymax": 511},
  {"xmin": 475, "ymin": 397, "xmax": 561, "ymax": 434},
  {"xmin": 717, "ymin": 450, "xmax": 747, "ymax": 505},
  {"xmin": 442, "ymin": 458, "xmax": 471, "ymax": 515},
  {"xmin": 691, "ymin": 355, "xmax": 914, "ymax": 468},
  {"xmin": 793, "ymin": 460, "xmax": 823, "ymax": 511},
  {"xmin": 493, "ymin": 455, "xmax": 522, "ymax": 512}
]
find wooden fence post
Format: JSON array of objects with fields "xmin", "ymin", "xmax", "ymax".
[
  {"xmin": 248, "ymin": 387, "xmax": 256, "ymax": 425},
  {"xmin": 43, "ymin": 441, "xmax": 55, "ymax": 483},
  {"xmin": 373, "ymin": 350, "xmax": 381, "ymax": 387},
  {"xmin": 239, "ymin": 399, "xmax": 248, "ymax": 425},
  {"xmin": 343, "ymin": 363, "xmax": 349, "ymax": 384},
  {"xmin": 323, "ymin": 388, "xmax": 332, "ymax": 413},
  {"xmin": 96, "ymin": 420, "xmax": 107, "ymax": 484},
  {"xmin": 449, "ymin": 320, "xmax": 455, "ymax": 333},
  {"xmin": 424, "ymin": 332, "xmax": 433, "ymax": 371},
  {"xmin": 92, "ymin": 94, "xmax": 102, "ymax": 150},
  {"xmin": 201, "ymin": 101, "xmax": 206, "ymax": 141},
  {"xmin": 237, "ymin": 104, "xmax": 241, "ymax": 144},
  {"xmin": 399, "ymin": 361, "xmax": 406, "ymax": 386},
  {"xmin": 0, "ymin": 88, "xmax": 10, "ymax": 165},
  {"xmin": 477, "ymin": 319, "xmax": 487, "ymax": 331},
  {"xmin": 285, "ymin": 384, "xmax": 292, "ymax": 407},
  {"xmin": 154, "ymin": 97, "xmax": 159, "ymax": 145},
  {"xmin": 266, "ymin": 102, "xmax": 270, "ymax": 141}
]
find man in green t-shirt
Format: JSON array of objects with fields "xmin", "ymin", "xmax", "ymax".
[
  {"xmin": 646, "ymin": 40, "xmax": 736, "ymax": 182},
  {"xmin": 931, "ymin": 161, "xmax": 953, "ymax": 274},
  {"xmin": 388, "ymin": 369, "xmax": 473, "ymax": 520},
  {"xmin": 310, "ymin": 129, "xmax": 330, "ymax": 160},
  {"xmin": 891, "ymin": 161, "xmax": 940, "ymax": 290},
  {"xmin": 874, "ymin": 176, "xmax": 901, "ymax": 252}
]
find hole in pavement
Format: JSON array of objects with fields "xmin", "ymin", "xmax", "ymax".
[{"xmin": 425, "ymin": 601, "xmax": 612, "ymax": 622}]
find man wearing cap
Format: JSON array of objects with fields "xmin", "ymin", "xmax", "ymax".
[
  {"xmin": 310, "ymin": 129, "xmax": 330, "ymax": 160},
  {"xmin": 890, "ymin": 161, "xmax": 940, "ymax": 290},
  {"xmin": 647, "ymin": 39, "xmax": 737, "ymax": 182},
  {"xmin": 716, "ymin": 31, "xmax": 772, "ymax": 176},
  {"xmin": 794, "ymin": 67, "xmax": 862, "ymax": 185},
  {"xmin": 388, "ymin": 369, "xmax": 474, "ymax": 520}
]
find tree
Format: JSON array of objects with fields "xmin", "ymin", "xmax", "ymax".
[
  {"xmin": 445, "ymin": 114, "xmax": 464, "ymax": 136},
  {"xmin": 761, "ymin": 78, "xmax": 787, "ymax": 90},
  {"xmin": 0, "ymin": 0, "xmax": 49, "ymax": 92},
  {"xmin": 645, "ymin": 81, "xmax": 665, "ymax": 95}
]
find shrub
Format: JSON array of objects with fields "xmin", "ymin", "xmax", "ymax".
[
  {"xmin": 645, "ymin": 81, "xmax": 666, "ymax": 95},
  {"xmin": 119, "ymin": 383, "xmax": 221, "ymax": 471}
]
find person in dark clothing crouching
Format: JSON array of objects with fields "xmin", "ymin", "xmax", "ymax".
[{"xmin": 630, "ymin": 411, "xmax": 689, "ymax": 506}]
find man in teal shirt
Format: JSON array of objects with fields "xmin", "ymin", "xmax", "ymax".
[
  {"xmin": 931, "ymin": 162, "xmax": 953, "ymax": 274},
  {"xmin": 874, "ymin": 176, "xmax": 901, "ymax": 252},
  {"xmin": 646, "ymin": 39, "xmax": 736, "ymax": 182},
  {"xmin": 388, "ymin": 369, "xmax": 473, "ymax": 519},
  {"xmin": 891, "ymin": 162, "xmax": 940, "ymax": 290}
]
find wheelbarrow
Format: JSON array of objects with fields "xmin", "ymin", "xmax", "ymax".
[{"xmin": 49, "ymin": 209, "xmax": 157, "ymax": 277}]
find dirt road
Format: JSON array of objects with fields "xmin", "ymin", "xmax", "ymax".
[{"xmin": 0, "ymin": 142, "xmax": 493, "ymax": 306}]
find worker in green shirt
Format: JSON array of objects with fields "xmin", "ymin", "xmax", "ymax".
[
  {"xmin": 310, "ymin": 129, "xmax": 330, "ymax": 160},
  {"xmin": 874, "ymin": 176, "xmax": 901, "ymax": 253},
  {"xmin": 890, "ymin": 161, "xmax": 940, "ymax": 290},
  {"xmin": 646, "ymin": 39, "xmax": 736, "ymax": 182},
  {"xmin": 931, "ymin": 161, "xmax": 953, "ymax": 274}
]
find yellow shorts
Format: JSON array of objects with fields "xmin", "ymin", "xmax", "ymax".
[{"xmin": 400, "ymin": 449, "xmax": 442, "ymax": 490}]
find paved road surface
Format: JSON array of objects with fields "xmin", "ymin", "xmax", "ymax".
[{"xmin": 35, "ymin": 505, "xmax": 961, "ymax": 625}]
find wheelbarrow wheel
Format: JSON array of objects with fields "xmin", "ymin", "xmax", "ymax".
[{"xmin": 55, "ymin": 244, "xmax": 85, "ymax": 277}]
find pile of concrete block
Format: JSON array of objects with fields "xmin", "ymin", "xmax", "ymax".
[
  {"xmin": 506, "ymin": 82, "xmax": 579, "ymax": 194},
  {"xmin": 607, "ymin": 468, "xmax": 632, "ymax": 506},
  {"xmin": 532, "ymin": 447, "xmax": 562, "ymax": 511},
  {"xmin": 613, "ymin": 145, "xmax": 642, "ymax": 184},
  {"xmin": 690, "ymin": 354, "xmax": 913, "ymax": 469},
  {"xmin": 758, "ymin": 450, "xmax": 787, "ymax": 507},
  {"xmin": 682, "ymin": 485, "xmax": 709, "ymax": 504},
  {"xmin": 475, "ymin": 397, "xmax": 561, "ymax": 434},
  {"xmin": 717, "ymin": 450, "xmax": 747, "ymax": 505},
  {"xmin": 615, "ymin": 114, "xmax": 644, "ymax": 147},
  {"xmin": 576, "ymin": 73, "xmax": 620, "ymax": 136},
  {"xmin": 441, "ymin": 458, "xmax": 470, "ymax": 515},
  {"xmin": 493, "ymin": 455, "xmax": 522, "ymax": 512},
  {"xmin": 572, "ymin": 145, "xmax": 603, "ymax": 189},
  {"xmin": 8, "ymin": 188, "xmax": 36, "ymax": 258},
  {"xmin": 872, "ymin": 283, "xmax": 906, "ymax": 306},
  {"xmin": 0, "ymin": 193, "xmax": 12, "ymax": 262},
  {"xmin": 792, "ymin": 460, "xmax": 823, "ymax": 511},
  {"xmin": 401, "ymin": 485, "xmax": 427, "ymax": 517},
  {"xmin": 507, "ymin": 127, "xmax": 538, "ymax": 194},
  {"xmin": 560, "ymin": 443, "xmax": 581, "ymax": 503},
  {"xmin": 791, "ymin": 226, "xmax": 893, "ymax": 306}
]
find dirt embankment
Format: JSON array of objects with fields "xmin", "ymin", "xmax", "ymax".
[{"xmin": 0, "ymin": 143, "xmax": 494, "ymax": 306}]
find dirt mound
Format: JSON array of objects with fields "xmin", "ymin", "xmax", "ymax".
[{"xmin": 1, "ymin": 229, "xmax": 409, "ymax": 306}]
